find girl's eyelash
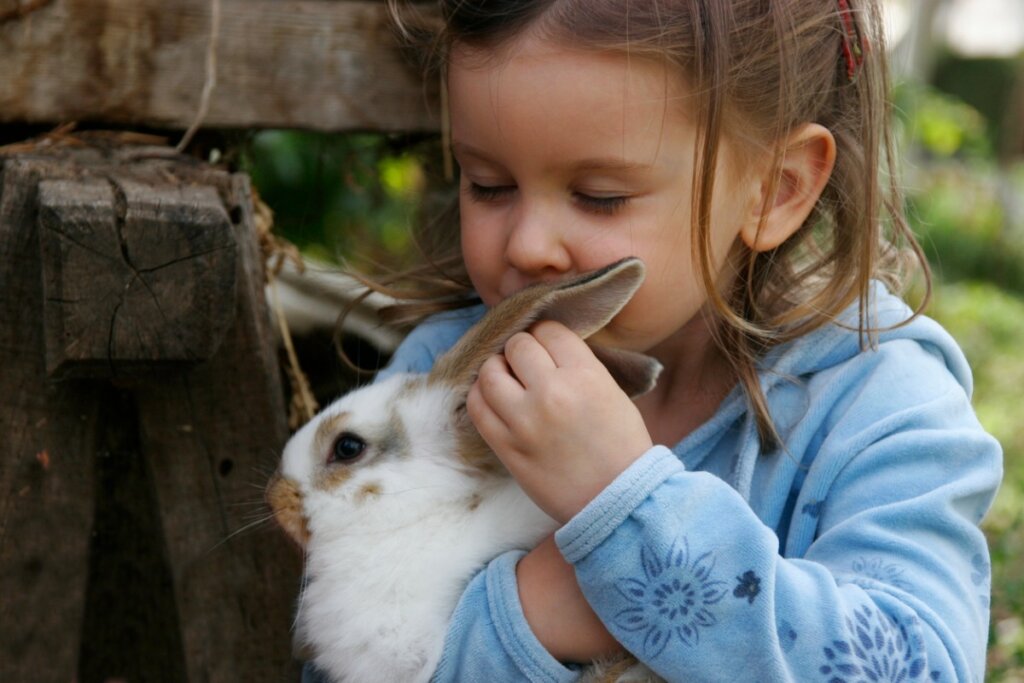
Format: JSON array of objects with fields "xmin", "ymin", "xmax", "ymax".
[
  {"xmin": 467, "ymin": 182, "xmax": 515, "ymax": 202},
  {"xmin": 573, "ymin": 193, "xmax": 629, "ymax": 216},
  {"xmin": 466, "ymin": 182, "xmax": 629, "ymax": 216}
]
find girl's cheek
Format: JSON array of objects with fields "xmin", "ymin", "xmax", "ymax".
[{"xmin": 460, "ymin": 213, "xmax": 503, "ymax": 304}]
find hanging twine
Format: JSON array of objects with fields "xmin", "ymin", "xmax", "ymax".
[
  {"xmin": 252, "ymin": 188, "xmax": 320, "ymax": 429},
  {"xmin": 176, "ymin": 0, "xmax": 222, "ymax": 152}
]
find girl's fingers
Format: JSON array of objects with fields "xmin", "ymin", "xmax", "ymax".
[
  {"xmin": 529, "ymin": 320, "xmax": 592, "ymax": 368},
  {"xmin": 503, "ymin": 330, "xmax": 557, "ymax": 388},
  {"xmin": 466, "ymin": 377, "xmax": 512, "ymax": 441},
  {"xmin": 475, "ymin": 353, "xmax": 526, "ymax": 414}
]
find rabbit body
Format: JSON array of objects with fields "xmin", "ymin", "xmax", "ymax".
[{"xmin": 277, "ymin": 374, "xmax": 557, "ymax": 682}]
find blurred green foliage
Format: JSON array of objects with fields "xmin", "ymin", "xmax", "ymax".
[
  {"xmin": 242, "ymin": 131, "xmax": 436, "ymax": 271},
  {"xmin": 895, "ymin": 83, "xmax": 1024, "ymax": 306},
  {"xmin": 244, "ymin": 56, "xmax": 1024, "ymax": 682},
  {"xmin": 932, "ymin": 54, "xmax": 1020, "ymax": 154},
  {"xmin": 908, "ymin": 162, "xmax": 1024, "ymax": 293},
  {"xmin": 896, "ymin": 82, "xmax": 993, "ymax": 159}
]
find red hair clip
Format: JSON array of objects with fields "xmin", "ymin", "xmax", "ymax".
[{"xmin": 838, "ymin": 0, "xmax": 868, "ymax": 82}]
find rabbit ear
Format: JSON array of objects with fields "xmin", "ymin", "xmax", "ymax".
[
  {"xmin": 587, "ymin": 344, "xmax": 662, "ymax": 398},
  {"xmin": 429, "ymin": 257, "xmax": 648, "ymax": 391}
]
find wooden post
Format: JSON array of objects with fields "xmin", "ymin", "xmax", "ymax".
[{"xmin": 0, "ymin": 142, "xmax": 301, "ymax": 681}]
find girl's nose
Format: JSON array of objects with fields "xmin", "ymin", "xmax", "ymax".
[{"xmin": 504, "ymin": 202, "xmax": 572, "ymax": 276}]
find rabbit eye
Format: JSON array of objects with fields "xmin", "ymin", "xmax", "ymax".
[{"xmin": 329, "ymin": 432, "xmax": 367, "ymax": 464}]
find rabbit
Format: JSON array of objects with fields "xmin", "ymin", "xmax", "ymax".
[{"xmin": 267, "ymin": 257, "xmax": 665, "ymax": 683}]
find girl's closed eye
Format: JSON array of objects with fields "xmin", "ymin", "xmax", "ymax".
[
  {"xmin": 572, "ymin": 191, "xmax": 629, "ymax": 216},
  {"xmin": 466, "ymin": 181, "xmax": 629, "ymax": 217},
  {"xmin": 467, "ymin": 181, "xmax": 516, "ymax": 202}
]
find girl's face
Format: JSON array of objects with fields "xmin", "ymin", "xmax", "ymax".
[{"xmin": 449, "ymin": 35, "xmax": 762, "ymax": 357}]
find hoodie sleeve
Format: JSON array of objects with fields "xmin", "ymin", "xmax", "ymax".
[
  {"xmin": 551, "ymin": 338, "xmax": 1001, "ymax": 682},
  {"xmin": 431, "ymin": 551, "xmax": 582, "ymax": 683}
]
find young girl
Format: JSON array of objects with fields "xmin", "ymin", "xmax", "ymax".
[{"xmin": 310, "ymin": 0, "xmax": 1002, "ymax": 680}]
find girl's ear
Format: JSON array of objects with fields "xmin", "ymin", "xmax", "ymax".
[{"xmin": 740, "ymin": 123, "xmax": 836, "ymax": 252}]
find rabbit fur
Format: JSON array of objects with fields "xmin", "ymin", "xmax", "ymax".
[{"xmin": 268, "ymin": 258, "xmax": 664, "ymax": 683}]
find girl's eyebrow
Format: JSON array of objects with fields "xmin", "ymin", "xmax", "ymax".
[
  {"xmin": 569, "ymin": 157, "xmax": 650, "ymax": 172},
  {"xmin": 452, "ymin": 142, "xmax": 649, "ymax": 173},
  {"xmin": 450, "ymin": 142, "xmax": 496, "ymax": 163}
]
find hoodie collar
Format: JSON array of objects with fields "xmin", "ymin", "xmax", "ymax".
[{"xmin": 671, "ymin": 282, "xmax": 972, "ymax": 478}]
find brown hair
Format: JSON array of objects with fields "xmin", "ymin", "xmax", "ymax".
[{"xmin": 368, "ymin": 0, "xmax": 930, "ymax": 446}]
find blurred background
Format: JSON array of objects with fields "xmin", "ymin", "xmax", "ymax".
[{"xmin": 240, "ymin": 1, "xmax": 1024, "ymax": 679}]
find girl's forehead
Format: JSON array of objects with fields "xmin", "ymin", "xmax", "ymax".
[
  {"xmin": 445, "ymin": 31, "xmax": 756, "ymax": 181},
  {"xmin": 450, "ymin": 52, "xmax": 676, "ymax": 153},
  {"xmin": 448, "ymin": 34, "xmax": 692, "ymax": 116}
]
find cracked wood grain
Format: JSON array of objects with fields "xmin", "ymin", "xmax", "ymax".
[{"xmin": 37, "ymin": 177, "xmax": 237, "ymax": 378}]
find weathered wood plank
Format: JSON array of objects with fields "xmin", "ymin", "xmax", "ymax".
[
  {"xmin": 77, "ymin": 386, "xmax": 190, "ymax": 682},
  {"xmin": 0, "ymin": 157, "xmax": 100, "ymax": 682},
  {"xmin": 0, "ymin": 0, "xmax": 440, "ymax": 132}
]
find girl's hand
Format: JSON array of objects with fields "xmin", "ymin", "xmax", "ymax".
[{"xmin": 467, "ymin": 320, "xmax": 654, "ymax": 523}]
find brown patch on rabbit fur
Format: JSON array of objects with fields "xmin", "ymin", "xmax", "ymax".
[
  {"xmin": 455, "ymin": 414, "xmax": 505, "ymax": 475},
  {"xmin": 381, "ymin": 404, "xmax": 412, "ymax": 460},
  {"xmin": 318, "ymin": 464, "xmax": 355, "ymax": 491},
  {"xmin": 590, "ymin": 655, "xmax": 643, "ymax": 682},
  {"xmin": 355, "ymin": 481, "xmax": 383, "ymax": 502},
  {"xmin": 267, "ymin": 474, "xmax": 311, "ymax": 547},
  {"xmin": 313, "ymin": 411, "xmax": 350, "ymax": 464}
]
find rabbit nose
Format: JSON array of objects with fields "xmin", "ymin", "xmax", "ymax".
[{"xmin": 267, "ymin": 473, "xmax": 311, "ymax": 548}]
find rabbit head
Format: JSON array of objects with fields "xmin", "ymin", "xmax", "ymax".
[{"xmin": 265, "ymin": 257, "xmax": 661, "ymax": 681}]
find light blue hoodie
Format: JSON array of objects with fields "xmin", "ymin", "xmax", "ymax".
[{"xmin": 312, "ymin": 284, "xmax": 1001, "ymax": 683}]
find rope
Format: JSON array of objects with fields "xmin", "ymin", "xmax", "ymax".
[{"xmin": 176, "ymin": 0, "xmax": 222, "ymax": 153}]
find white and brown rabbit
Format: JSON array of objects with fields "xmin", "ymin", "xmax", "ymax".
[{"xmin": 267, "ymin": 258, "xmax": 663, "ymax": 682}]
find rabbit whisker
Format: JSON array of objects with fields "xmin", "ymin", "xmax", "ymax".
[
  {"xmin": 228, "ymin": 498, "xmax": 273, "ymax": 508},
  {"xmin": 311, "ymin": 508, "xmax": 465, "ymax": 540},
  {"xmin": 292, "ymin": 547, "xmax": 312, "ymax": 634},
  {"xmin": 370, "ymin": 483, "xmax": 458, "ymax": 496},
  {"xmin": 208, "ymin": 512, "xmax": 278, "ymax": 552}
]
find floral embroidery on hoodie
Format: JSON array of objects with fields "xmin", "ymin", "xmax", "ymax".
[
  {"xmin": 613, "ymin": 537, "xmax": 728, "ymax": 657},
  {"xmin": 818, "ymin": 605, "xmax": 937, "ymax": 682}
]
